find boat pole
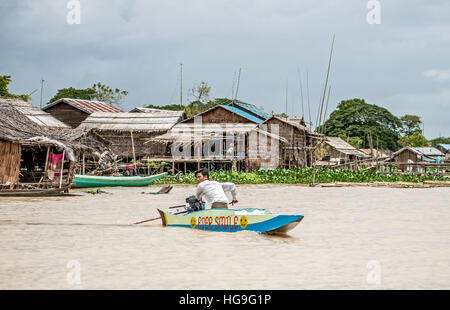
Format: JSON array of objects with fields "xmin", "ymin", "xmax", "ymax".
[{"xmin": 134, "ymin": 210, "xmax": 189, "ymax": 225}]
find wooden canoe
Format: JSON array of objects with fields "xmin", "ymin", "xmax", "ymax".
[
  {"xmin": 157, "ymin": 208, "xmax": 304, "ymax": 234},
  {"xmin": 73, "ymin": 172, "xmax": 167, "ymax": 188},
  {"xmin": 0, "ymin": 185, "xmax": 72, "ymax": 197}
]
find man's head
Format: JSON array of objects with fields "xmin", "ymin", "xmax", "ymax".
[{"xmin": 195, "ymin": 168, "xmax": 209, "ymax": 183}]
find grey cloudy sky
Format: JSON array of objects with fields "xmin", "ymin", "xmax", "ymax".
[{"xmin": 1, "ymin": 0, "xmax": 449, "ymax": 138}]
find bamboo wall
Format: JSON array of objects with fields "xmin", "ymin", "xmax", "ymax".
[{"xmin": 0, "ymin": 141, "xmax": 20, "ymax": 189}]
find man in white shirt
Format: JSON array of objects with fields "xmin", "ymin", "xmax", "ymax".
[{"xmin": 195, "ymin": 168, "xmax": 238, "ymax": 209}]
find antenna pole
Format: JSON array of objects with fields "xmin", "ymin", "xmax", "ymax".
[
  {"xmin": 233, "ymin": 68, "xmax": 242, "ymax": 105},
  {"xmin": 285, "ymin": 80, "xmax": 288, "ymax": 119},
  {"xmin": 180, "ymin": 63, "xmax": 183, "ymax": 108},
  {"xmin": 297, "ymin": 67, "xmax": 304, "ymax": 119},
  {"xmin": 306, "ymin": 70, "xmax": 312, "ymax": 129},
  {"xmin": 39, "ymin": 78, "xmax": 45, "ymax": 109}
]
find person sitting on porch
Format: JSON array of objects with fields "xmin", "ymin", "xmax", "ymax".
[{"xmin": 195, "ymin": 168, "xmax": 238, "ymax": 209}]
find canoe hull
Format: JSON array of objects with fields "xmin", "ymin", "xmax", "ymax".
[
  {"xmin": 73, "ymin": 173, "xmax": 167, "ymax": 188},
  {"xmin": 157, "ymin": 208, "xmax": 303, "ymax": 234}
]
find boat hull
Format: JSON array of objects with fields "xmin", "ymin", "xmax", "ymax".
[
  {"xmin": 73, "ymin": 172, "xmax": 167, "ymax": 188},
  {"xmin": 157, "ymin": 208, "xmax": 303, "ymax": 234}
]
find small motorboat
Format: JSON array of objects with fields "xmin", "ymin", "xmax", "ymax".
[{"xmin": 157, "ymin": 207, "xmax": 304, "ymax": 234}]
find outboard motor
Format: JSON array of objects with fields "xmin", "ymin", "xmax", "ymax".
[{"xmin": 185, "ymin": 195, "xmax": 205, "ymax": 212}]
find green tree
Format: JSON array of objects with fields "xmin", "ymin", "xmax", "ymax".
[
  {"xmin": 47, "ymin": 87, "xmax": 96, "ymax": 104},
  {"xmin": 47, "ymin": 82, "xmax": 128, "ymax": 107},
  {"xmin": 339, "ymin": 135, "xmax": 364, "ymax": 149},
  {"xmin": 320, "ymin": 98, "xmax": 402, "ymax": 151},
  {"xmin": 400, "ymin": 114, "xmax": 422, "ymax": 136},
  {"xmin": 0, "ymin": 75, "xmax": 30, "ymax": 101},
  {"xmin": 91, "ymin": 82, "xmax": 128, "ymax": 108},
  {"xmin": 398, "ymin": 131, "xmax": 429, "ymax": 148},
  {"xmin": 430, "ymin": 136, "xmax": 450, "ymax": 147},
  {"xmin": 189, "ymin": 81, "xmax": 211, "ymax": 104}
]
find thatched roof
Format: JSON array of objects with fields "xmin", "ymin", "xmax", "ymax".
[
  {"xmin": 130, "ymin": 107, "xmax": 186, "ymax": 118},
  {"xmin": 78, "ymin": 112, "xmax": 184, "ymax": 132},
  {"xmin": 150, "ymin": 122, "xmax": 287, "ymax": 143},
  {"xmin": 0, "ymin": 99, "xmax": 114, "ymax": 161},
  {"xmin": 325, "ymin": 137, "xmax": 368, "ymax": 157},
  {"xmin": 0, "ymin": 98, "xmax": 69, "ymax": 128}
]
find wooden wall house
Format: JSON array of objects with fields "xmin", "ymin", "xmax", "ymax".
[
  {"xmin": 388, "ymin": 147, "xmax": 444, "ymax": 172},
  {"xmin": 43, "ymin": 98, "xmax": 123, "ymax": 128},
  {"xmin": 147, "ymin": 104, "xmax": 287, "ymax": 172},
  {"xmin": 261, "ymin": 116, "xmax": 318, "ymax": 168}
]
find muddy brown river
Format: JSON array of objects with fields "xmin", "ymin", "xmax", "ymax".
[{"xmin": 0, "ymin": 185, "xmax": 449, "ymax": 289}]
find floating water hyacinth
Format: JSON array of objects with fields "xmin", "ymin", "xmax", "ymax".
[{"xmin": 155, "ymin": 168, "xmax": 447, "ymax": 185}]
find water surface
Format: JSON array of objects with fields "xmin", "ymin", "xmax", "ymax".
[{"xmin": 0, "ymin": 185, "xmax": 449, "ymax": 289}]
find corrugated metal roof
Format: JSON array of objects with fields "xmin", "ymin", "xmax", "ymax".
[
  {"xmin": 392, "ymin": 146, "xmax": 443, "ymax": 157},
  {"xmin": 231, "ymin": 101, "xmax": 271, "ymax": 120},
  {"xmin": 153, "ymin": 123, "xmax": 257, "ymax": 141},
  {"xmin": 78, "ymin": 112, "xmax": 182, "ymax": 132},
  {"xmin": 437, "ymin": 144, "xmax": 450, "ymax": 151},
  {"xmin": 220, "ymin": 105, "xmax": 264, "ymax": 124},
  {"xmin": 0, "ymin": 98, "xmax": 69, "ymax": 128},
  {"xmin": 411, "ymin": 147, "xmax": 443, "ymax": 156},
  {"xmin": 264, "ymin": 116, "xmax": 314, "ymax": 134},
  {"xmin": 129, "ymin": 107, "xmax": 186, "ymax": 117},
  {"xmin": 325, "ymin": 136, "xmax": 368, "ymax": 157},
  {"xmin": 43, "ymin": 98, "xmax": 123, "ymax": 114}
]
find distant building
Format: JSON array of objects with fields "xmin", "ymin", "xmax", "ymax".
[
  {"xmin": 436, "ymin": 144, "xmax": 450, "ymax": 162},
  {"xmin": 261, "ymin": 116, "xmax": 317, "ymax": 167},
  {"xmin": 149, "ymin": 104, "xmax": 287, "ymax": 172},
  {"xmin": 315, "ymin": 137, "xmax": 368, "ymax": 167},
  {"xmin": 390, "ymin": 146, "xmax": 443, "ymax": 163},
  {"xmin": 43, "ymin": 98, "xmax": 123, "ymax": 128},
  {"xmin": 359, "ymin": 148, "xmax": 390, "ymax": 159}
]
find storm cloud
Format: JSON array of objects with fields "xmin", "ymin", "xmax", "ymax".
[{"xmin": 1, "ymin": 0, "xmax": 449, "ymax": 138}]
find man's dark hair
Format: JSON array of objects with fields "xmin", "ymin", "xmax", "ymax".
[{"xmin": 195, "ymin": 168, "xmax": 209, "ymax": 178}]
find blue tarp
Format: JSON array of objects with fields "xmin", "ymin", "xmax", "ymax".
[{"xmin": 220, "ymin": 105, "xmax": 264, "ymax": 124}]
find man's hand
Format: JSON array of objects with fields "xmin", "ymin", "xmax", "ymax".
[{"xmin": 231, "ymin": 200, "xmax": 238, "ymax": 205}]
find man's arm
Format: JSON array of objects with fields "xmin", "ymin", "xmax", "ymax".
[
  {"xmin": 221, "ymin": 182, "xmax": 237, "ymax": 202},
  {"xmin": 196, "ymin": 183, "xmax": 204, "ymax": 201}
]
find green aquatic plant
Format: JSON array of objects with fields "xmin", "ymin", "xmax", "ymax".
[{"xmin": 155, "ymin": 168, "xmax": 447, "ymax": 185}]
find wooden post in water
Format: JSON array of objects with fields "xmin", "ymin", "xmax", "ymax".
[
  {"xmin": 130, "ymin": 130, "xmax": 136, "ymax": 164},
  {"xmin": 82, "ymin": 153, "xmax": 85, "ymax": 175},
  {"xmin": 59, "ymin": 150, "xmax": 65, "ymax": 189},
  {"xmin": 42, "ymin": 146, "xmax": 50, "ymax": 182}
]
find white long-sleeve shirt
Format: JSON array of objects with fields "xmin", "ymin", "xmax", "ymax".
[{"xmin": 196, "ymin": 180, "xmax": 237, "ymax": 206}]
